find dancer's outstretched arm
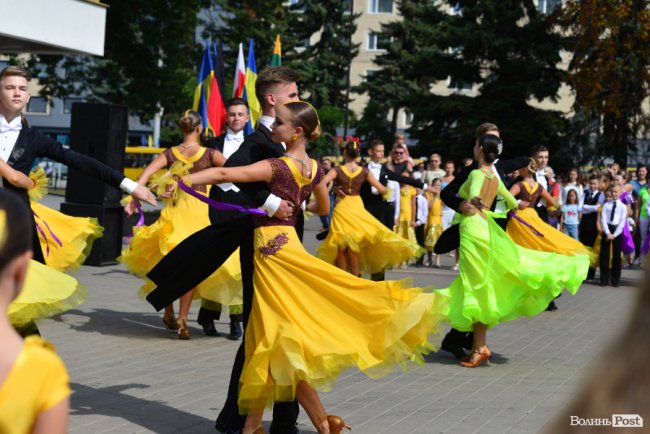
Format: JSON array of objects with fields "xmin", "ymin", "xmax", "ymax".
[
  {"xmin": 0, "ymin": 159, "xmax": 34, "ymax": 190},
  {"xmin": 186, "ymin": 160, "xmax": 273, "ymax": 186}
]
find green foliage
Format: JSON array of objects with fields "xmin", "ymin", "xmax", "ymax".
[
  {"xmin": 21, "ymin": 0, "xmax": 203, "ymax": 122},
  {"xmin": 359, "ymin": 0, "xmax": 566, "ymax": 162}
]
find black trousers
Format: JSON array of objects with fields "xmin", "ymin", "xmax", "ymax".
[
  {"xmin": 579, "ymin": 224, "xmax": 598, "ymax": 279},
  {"xmin": 600, "ymin": 230, "xmax": 622, "ymax": 286},
  {"xmin": 535, "ymin": 205, "xmax": 549, "ymax": 223},
  {"xmin": 414, "ymin": 224, "xmax": 425, "ymax": 265},
  {"xmin": 369, "ymin": 201, "xmax": 394, "ymax": 281},
  {"xmin": 146, "ymin": 214, "xmax": 304, "ymax": 431}
]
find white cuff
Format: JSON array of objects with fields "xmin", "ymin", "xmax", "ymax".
[
  {"xmin": 261, "ymin": 194, "xmax": 282, "ymax": 217},
  {"xmin": 120, "ymin": 178, "xmax": 139, "ymax": 194}
]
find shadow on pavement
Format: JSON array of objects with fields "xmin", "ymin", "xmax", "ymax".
[{"xmin": 70, "ymin": 382, "xmax": 213, "ymax": 433}]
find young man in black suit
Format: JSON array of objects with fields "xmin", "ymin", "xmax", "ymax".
[
  {"xmin": 0, "ymin": 66, "xmax": 157, "ymax": 264},
  {"xmin": 436, "ymin": 123, "xmax": 529, "ymax": 360},
  {"xmin": 145, "ymin": 66, "xmax": 301, "ymax": 434},
  {"xmin": 195, "ymin": 97, "xmax": 250, "ymax": 340},
  {"xmin": 360, "ymin": 139, "xmax": 424, "ymax": 280}
]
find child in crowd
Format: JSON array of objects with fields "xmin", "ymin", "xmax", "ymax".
[
  {"xmin": 413, "ymin": 189, "xmax": 429, "ymax": 267},
  {"xmin": 425, "ymin": 178, "xmax": 444, "ymax": 267},
  {"xmin": 560, "ymin": 189, "xmax": 581, "ymax": 240},
  {"xmin": 599, "ymin": 185, "xmax": 627, "ymax": 287}
]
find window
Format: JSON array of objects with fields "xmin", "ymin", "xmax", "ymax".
[
  {"xmin": 26, "ymin": 97, "xmax": 48, "ymax": 114},
  {"xmin": 63, "ymin": 98, "xmax": 83, "ymax": 114},
  {"xmin": 365, "ymin": 69, "xmax": 379, "ymax": 81},
  {"xmin": 447, "ymin": 76, "xmax": 472, "ymax": 91},
  {"xmin": 369, "ymin": 0, "xmax": 392, "ymax": 14},
  {"xmin": 368, "ymin": 32, "xmax": 391, "ymax": 51},
  {"xmin": 537, "ymin": 0, "xmax": 561, "ymax": 14},
  {"xmin": 403, "ymin": 110, "xmax": 414, "ymax": 127}
]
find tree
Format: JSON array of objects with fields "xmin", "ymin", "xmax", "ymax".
[
  {"xmin": 363, "ymin": 0, "xmax": 565, "ymax": 162},
  {"xmin": 355, "ymin": 0, "xmax": 447, "ymax": 142},
  {"xmin": 19, "ymin": 0, "xmax": 203, "ymax": 124},
  {"xmin": 558, "ymin": 0, "xmax": 650, "ymax": 167}
]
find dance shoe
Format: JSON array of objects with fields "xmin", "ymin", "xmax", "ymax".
[
  {"xmin": 177, "ymin": 318, "xmax": 190, "ymax": 340},
  {"xmin": 460, "ymin": 347, "xmax": 491, "ymax": 368},
  {"xmin": 327, "ymin": 415, "xmax": 352, "ymax": 434},
  {"xmin": 440, "ymin": 337, "xmax": 466, "ymax": 360},
  {"xmin": 162, "ymin": 312, "xmax": 179, "ymax": 330}
]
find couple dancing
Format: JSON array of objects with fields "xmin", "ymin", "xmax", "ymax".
[{"xmin": 141, "ymin": 67, "xmax": 584, "ymax": 433}]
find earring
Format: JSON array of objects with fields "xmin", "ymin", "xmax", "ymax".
[{"xmin": 291, "ymin": 133, "xmax": 297, "ymax": 142}]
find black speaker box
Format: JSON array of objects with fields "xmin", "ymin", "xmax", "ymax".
[
  {"xmin": 65, "ymin": 103, "xmax": 128, "ymax": 205},
  {"xmin": 59, "ymin": 203, "xmax": 123, "ymax": 266}
]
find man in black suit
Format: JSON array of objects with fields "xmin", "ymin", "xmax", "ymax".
[
  {"xmin": 360, "ymin": 139, "xmax": 424, "ymax": 280},
  {"xmin": 145, "ymin": 66, "xmax": 301, "ymax": 434},
  {"xmin": 195, "ymin": 97, "xmax": 250, "ymax": 340},
  {"xmin": 436, "ymin": 123, "xmax": 528, "ymax": 360},
  {"xmin": 0, "ymin": 66, "xmax": 157, "ymax": 264}
]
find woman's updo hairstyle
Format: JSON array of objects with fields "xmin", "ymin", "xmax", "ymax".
[
  {"xmin": 478, "ymin": 133, "xmax": 502, "ymax": 164},
  {"xmin": 281, "ymin": 101, "xmax": 321, "ymax": 142},
  {"xmin": 342, "ymin": 141, "xmax": 360, "ymax": 159},
  {"xmin": 0, "ymin": 190, "xmax": 32, "ymax": 272},
  {"xmin": 177, "ymin": 110, "xmax": 202, "ymax": 134}
]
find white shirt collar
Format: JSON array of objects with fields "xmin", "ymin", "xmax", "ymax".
[
  {"xmin": 0, "ymin": 115, "xmax": 22, "ymax": 134},
  {"xmin": 259, "ymin": 115, "xmax": 274, "ymax": 130},
  {"xmin": 225, "ymin": 128, "xmax": 244, "ymax": 141},
  {"xmin": 368, "ymin": 161, "xmax": 382, "ymax": 169}
]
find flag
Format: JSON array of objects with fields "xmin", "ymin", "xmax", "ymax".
[
  {"xmin": 270, "ymin": 34, "xmax": 281, "ymax": 66},
  {"xmin": 207, "ymin": 41, "xmax": 227, "ymax": 135},
  {"xmin": 140, "ymin": 134, "xmax": 147, "ymax": 146},
  {"xmin": 213, "ymin": 40, "xmax": 226, "ymax": 106},
  {"xmin": 193, "ymin": 41, "xmax": 213, "ymax": 131},
  {"xmin": 232, "ymin": 43, "xmax": 246, "ymax": 98},
  {"xmin": 243, "ymin": 39, "xmax": 261, "ymax": 135},
  {"xmin": 147, "ymin": 134, "xmax": 153, "ymax": 147}
]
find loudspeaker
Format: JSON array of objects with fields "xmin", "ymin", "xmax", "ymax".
[
  {"xmin": 65, "ymin": 103, "xmax": 128, "ymax": 205},
  {"xmin": 60, "ymin": 203, "xmax": 123, "ymax": 266}
]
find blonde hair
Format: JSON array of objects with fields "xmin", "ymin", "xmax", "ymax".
[{"xmin": 279, "ymin": 101, "xmax": 321, "ymax": 142}]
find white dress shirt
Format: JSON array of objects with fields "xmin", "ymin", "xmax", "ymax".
[
  {"xmin": 218, "ymin": 128, "xmax": 245, "ymax": 194},
  {"xmin": 0, "ymin": 115, "xmax": 22, "ymax": 162},
  {"xmin": 581, "ymin": 190, "xmax": 604, "ymax": 214},
  {"xmin": 490, "ymin": 160, "xmax": 509, "ymax": 213},
  {"xmin": 415, "ymin": 194, "xmax": 428, "ymax": 226},
  {"xmin": 535, "ymin": 170, "xmax": 549, "ymax": 207},
  {"xmin": 601, "ymin": 199, "xmax": 627, "ymax": 237},
  {"xmin": 387, "ymin": 180, "xmax": 400, "ymax": 220},
  {"xmin": 368, "ymin": 161, "xmax": 382, "ymax": 194},
  {"xmin": 258, "ymin": 115, "xmax": 285, "ymax": 217}
]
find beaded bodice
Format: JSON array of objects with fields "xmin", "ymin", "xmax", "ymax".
[
  {"xmin": 334, "ymin": 165, "xmax": 368, "ymax": 196},
  {"xmin": 252, "ymin": 157, "xmax": 323, "ymax": 228},
  {"xmin": 165, "ymin": 147, "xmax": 214, "ymax": 193},
  {"xmin": 515, "ymin": 180, "xmax": 542, "ymax": 208}
]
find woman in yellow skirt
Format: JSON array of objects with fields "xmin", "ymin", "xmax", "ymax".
[
  {"xmin": 507, "ymin": 160, "xmax": 592, "ymax": 258},
  {"xmin": 0, "ymin": 163, "xmax": 85, "ymax": 331},
  {"xmin": 180, "ymin": 102, "xmax": 447, "ymax": 434},
  {"xmin": 121, "ymin": 110, "xmax": 242, "ymax": 340},
  {"xmin": 425, "ymin": 178, "xmax": 444, "ymax": 267},
  {"xmin": 318, "ymin": 141, "xmax": 423, "ymax": 276},
  {"xmin": 0, "ymin": 189, "xmax": 72, "ymax": 434}
]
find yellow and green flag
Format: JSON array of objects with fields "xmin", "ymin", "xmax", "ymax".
[
  {"xmin": 270, "ymin": 35, "xmax": 281, "ymax": 66},
  {"xmin": 243, "ymin": 39, "xmax": 260, "ymax": 134}
]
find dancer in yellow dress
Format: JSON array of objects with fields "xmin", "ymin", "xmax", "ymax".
[
  {"xmin": 0, "ymin": 162, "xmax": 85, "ymax": 332},
  {"xmin": 318, "ymin": 141, "xmax": 423, "ymax": 276},
  {"xmin": 179, "ymin": 101, "xmax": 447, "ymax": 434},
  {"xmin": 25, "ymin": 168, "xmax": 104, "ymax": 272},
  {"xmin": 121, "ymin": 110, "xmax": 241, "ymax": 340},
  {"xmin": 506, "ymin": 160, "xmax": 592, "ymax": 258},
  {"xmin": 425, "ymin": 178, "xmax": 444, "ymax": 267},
  {"xmin": 0, "ymin": 189, "xmax": 72, "ymax": 434}
]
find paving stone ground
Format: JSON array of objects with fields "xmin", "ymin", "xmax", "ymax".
[{"xmin": 37, "ymin": 195, "xmax": 642, "ymax": 433}]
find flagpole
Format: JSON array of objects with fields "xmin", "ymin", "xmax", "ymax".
[{"xmin": 342, "ymin": 1, "xmax": 354, "ymax": 139}]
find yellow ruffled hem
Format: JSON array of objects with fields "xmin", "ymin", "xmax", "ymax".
[{"xmin": 27, "ymin": 167, "xmax": 48, "ymax": 202}]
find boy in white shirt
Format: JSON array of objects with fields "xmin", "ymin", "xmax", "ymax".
[{"xmin": 599, "ymin": 185, "xmax": 626, "ymax": 287}]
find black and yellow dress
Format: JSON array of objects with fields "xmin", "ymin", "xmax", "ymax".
[
  {"xmin": 120, "ymin": 147, "xmax": 242, "ymax": 307},
  {"xmin": 239, "ymin": 157, "xmax": 447, "ymax": 412},
  {"xmin": 424, "ymin": 193, "xmax": 444, "ymax": 251},
  {"xmin": 317, "ymin": 165, "xmax": 422, "ymax": 274}
]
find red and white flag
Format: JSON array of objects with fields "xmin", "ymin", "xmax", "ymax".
[{"xmin": 232, "ymin": 43, "xmax": 246, "ymax": 98}]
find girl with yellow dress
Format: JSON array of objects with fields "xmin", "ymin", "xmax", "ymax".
[
  {"xmin": 178, "ymin": 101, "xmax": 447, "ymax": 434},
  {"xmin": 0, "ymin": 189, "xmax": 71, "ymax": 434},
  {"xmin": 121, "ymin": 110, "xmax": 242, "ymax": 340},
  {"xmin": 0, "ymin": 160, "xmax": 85, "ymax": 333},
  {"xmin": 318, "ymin": 141, "xmax": 422, "ymax": 276},
  {"xmin": 506, "ymin": 160, "xmax": 593, "ymax": 258},
  {"xmin": 439, "ymin": 134, "xmax": 588, "ymax": 368},
  {"xmin": 425, "ymin": 178, "xmax": 444, "ymax": 267}
]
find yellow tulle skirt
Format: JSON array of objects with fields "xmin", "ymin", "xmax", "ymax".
[
  {"xmin": 506, "ymin": 208, "xmax": 595, "ymax": 259},
  {"xmin": 317, "ymin": 196, "xmax": 423, "ymax": 274},
  {"xmin": 424, "ymin": 223, "xmax": 444, "ymax": 251},
  {"xmin": 120, "ymin": 190, "xmax": 242, "ymax": 305},
  {"xmin": 9, "ymin": 260, "xmax": 86, "ymax": 327},
  {"xmin": 31, "ymin": 202, "xmax": 103, "ymax": 272},
  {"xmin": 239, "ymin": 225, "xmax": 447, "ymax": 412}
]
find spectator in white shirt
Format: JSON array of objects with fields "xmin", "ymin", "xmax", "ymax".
[{"xmin": 599, "ymin": 185, "xmax": 627, "ymax": 286}]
